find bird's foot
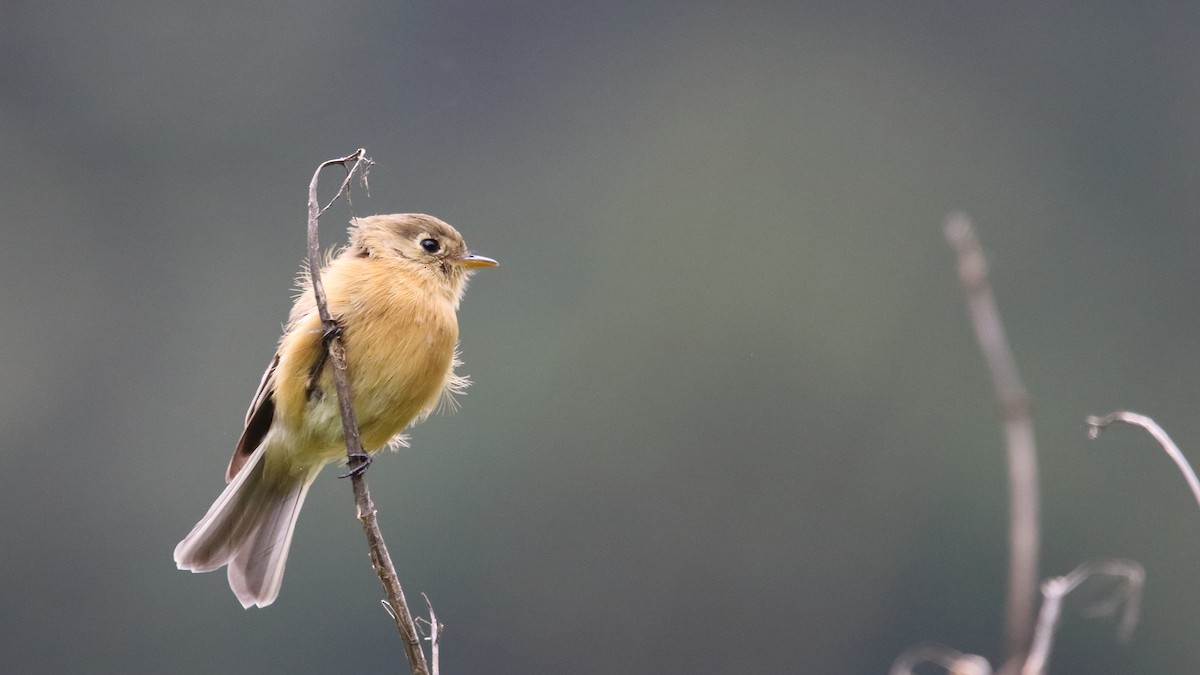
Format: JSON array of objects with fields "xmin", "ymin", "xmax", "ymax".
[
  {"xmin": 339, "ymin": 451, "xmax": 372, "ymax": 478},
  {"xmin": 321, "ymin": 319, "xmax": 343, "ymax": 347}
]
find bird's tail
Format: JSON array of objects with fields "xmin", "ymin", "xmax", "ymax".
[{"xmin": 173, "ymin": 445, "xmax": 315, "ymax": 608}]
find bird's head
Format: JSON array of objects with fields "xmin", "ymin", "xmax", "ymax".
[{"xmin": 348, "ymin": 213, "xmax": 497, "ymax": 303}]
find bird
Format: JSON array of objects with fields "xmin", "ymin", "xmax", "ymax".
[{"xmin": 174, "ymin": 213, "xmax": 496, "ymax": 608}]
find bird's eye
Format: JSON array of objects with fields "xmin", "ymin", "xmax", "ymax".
[{"xmin": 420, "ymin": 238, "xmax": 440, "ymax": 253}]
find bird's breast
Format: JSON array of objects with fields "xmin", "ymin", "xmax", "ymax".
[
  {"xmin": 338, "ymin": 292, "xmax": 459, "ymax": 450},
  {"xmin": 269, "ymin": 258, "xmax": 462, "ymax": 473}
]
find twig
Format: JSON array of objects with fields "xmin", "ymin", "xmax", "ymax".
[
  {"xmin": 945, "ymin": 213, "xmax": 1039, "ymax": 670},
  {"xmin": 1086, "ymin": 411, "xmax": 1200, "ymax": 515},
  {"xmin": 306, "ymin": 149, "xmax": 431, "ymax": 675},
  {"xmin": 889, "ymin": 643, "xmax": 993, "ymax": 675},
  {"xmin": 1021, "ymin": 559, "xmax": 1144, "ymax": 675},
  {"xmin": 422, "ymin": 593, "xmax": 442, "ymax": 675}
]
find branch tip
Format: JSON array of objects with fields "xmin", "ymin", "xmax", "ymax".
[
  {"xmin": 1085, "ymin": 410, "xmax": 1200, "ymax": 521},
  {"xmin": 889, "ymin": 643, "xmax": 993, "ymax": 675},
  {"xmin": 1023, "ymin": 559, "xmax": 1144, "ymax": 675}
]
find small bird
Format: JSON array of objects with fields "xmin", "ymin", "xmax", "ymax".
[{"xmin": 174, "ymin": 213, "xmax": 496, "ymax": 608}]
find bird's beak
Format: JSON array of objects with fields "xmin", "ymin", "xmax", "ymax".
[{"xmin": 456, "ymin": 253, "xmax": 499, "ymax": 268}]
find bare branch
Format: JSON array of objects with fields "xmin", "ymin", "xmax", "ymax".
[
  {"xmin": 306, "ymin": 150, "xmax": 430, "ymax": 675},
  {"xmin": 945, "ymin": 213, "xmax": 1039, "ymax": 668},
  {"xmin": 421, "ymin": 593, "xmax": 442, "ymax": 675},
  {"xmin": 1086, "ymin": 410, "xmax": 1200, "ymax": 517},
  {"xmin": 889, "ymin": 643, "xmax": 993, "ymax": 675},
  {"xmin": 1021, "ymin": 560, "xmax": 1144, "ymax": 675}
]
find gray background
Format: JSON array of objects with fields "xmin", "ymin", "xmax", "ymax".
[{"xmin": 4, "ymin": 1, "xmax": 1200, "ymax": 673}]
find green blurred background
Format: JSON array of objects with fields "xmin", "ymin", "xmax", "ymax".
[{"xmin": 4, "ymin": 2, "xmax": 1200, "ymax": 672}]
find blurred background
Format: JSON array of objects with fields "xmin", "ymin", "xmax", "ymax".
[{"xmin": 3, "ymin": 1, "xmax": 1200, "ymax": 673}]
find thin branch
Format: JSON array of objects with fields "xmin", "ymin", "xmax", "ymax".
[
  {"xmin": 889, "ymin": 643, "xmax": 993, "ymax": 675},
  {"xmin": 422, "ymin": 593, "xmax": 442, "ymax": 675},
  {"xmin": 306, "ymin": 149, "xmax": 431, "ymax": 675},
  {"xmin": 1086, "ymin": 411, "xmax": 1200, "ymax": 516},
  {"xmin": 1021, "ymin": 559, "xmax": 1144, "ymax": 675},
  {"xmin": 945, "ymin": 213, "xmax": 1039, "ymax": 670}
]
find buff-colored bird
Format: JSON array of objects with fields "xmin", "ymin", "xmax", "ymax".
[{"xmin": 174, "ymin": 213, "xmax": 496, "ymax": 608}]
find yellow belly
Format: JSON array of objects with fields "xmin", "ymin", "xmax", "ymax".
[{"xmin": 266, "ymin": 257, "xmax": 459, "ymax": 479}]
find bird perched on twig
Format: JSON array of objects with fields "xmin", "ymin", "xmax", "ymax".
[{"xmin": 174, "ymin": 213, "xmax": 497, "ymax": 608}]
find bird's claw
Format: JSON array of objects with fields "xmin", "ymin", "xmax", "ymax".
[
  {"xmin": 321, "ymin": 319, "xmax": 344, "ymax": 346},
  {"xmin": 338, "ymin": 451, "xmax": 372, "ymax": 478}
]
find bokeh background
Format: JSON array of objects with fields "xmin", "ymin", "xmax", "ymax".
[{"xmin": 4, "ymin": 2, "xmax": 1200, "ymax": 673}]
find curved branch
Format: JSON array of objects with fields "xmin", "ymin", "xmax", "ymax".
[
  {"xmin": 1022, "ymin": 559, "xmax": 1144, "ymax": 675},
  {"xmin": 1087, "ymin": 411, "xmax": 1200, "ymax": 516},
  {"xmin": 890, "ymin": 643, "xmax": 993, "ymax": 675}
]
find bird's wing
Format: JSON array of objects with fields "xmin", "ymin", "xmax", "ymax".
[{"xmin": 226, "ymin": 353, "xmax": 279, "ymax": 482}]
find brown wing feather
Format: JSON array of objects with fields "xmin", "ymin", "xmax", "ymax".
[{"xmin": 226, "ymin": 354, "xmax": 279, "ymax": 482}]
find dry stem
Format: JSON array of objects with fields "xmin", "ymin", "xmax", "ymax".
[
  {"xmin": 945, "ymin": 213, "xmax": 1038, "ymax": 670},
  {"xmin": 421, "ymin": 593, "xmax": 442, "ymax": 675},
  {"xmin": 306, "ymin": 149, "xmax": 430, "ymax": 675},
  {"xmin": 889, "ymin": 643, "xmax": 993, "ymax": 675},
  {"xmin": 1086, "ymin": 411, "xmax": 1200, "ymax": 516},
  {"xmin": 1021, "ymin": 559, "xmax": 1143, "ymax": 675}
]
